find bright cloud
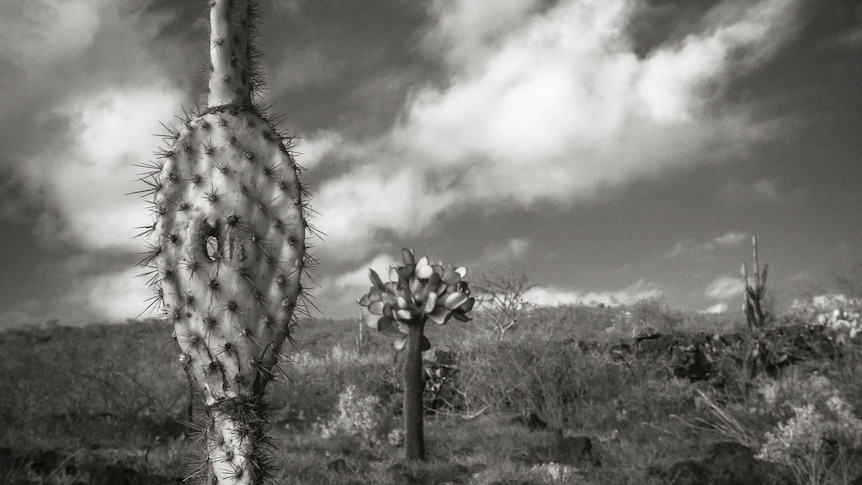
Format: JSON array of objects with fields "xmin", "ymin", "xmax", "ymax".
[
  {"xmin": 314, "ymin": 165, "xmax": 459, "ymax": 258},
  {"xmin": 666, "ymin": 230, "xmax": 748, "ymax": 259},
  {"xmin": 311, "ymin": 0, "xmax": 803, "ymax": 263},
  {"xmin": 706, "ymin": 275, "xmax": 743, "ymax": 300},
  {"xmin": 30, "ymin": 87, "xmax": 183, "ymax": 249},
  {"xmin": 524, "ymin": 279, "xmax": 662, "ymax": 307},
  {"xmin": 83, "ymin": 266, "xmax": 152, "ymax": 321},
  {"xmin": 701, "ymin": 303, "xmax": 729, "ymax": 314},
  {"xmin": 481, "ymin": 238, "xmax": 533, "ymax": 263},
  {"xmin": 314, "ymin": 253, "xmax": 400, "ymax": 317}
]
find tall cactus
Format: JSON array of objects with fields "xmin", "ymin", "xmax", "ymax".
[
  {"xmin": 741, "ymin": 234, "xmax": 768, "ymax": 329},
  {"xmin": 358, "ymin": 249, "xmax": 474, "ymax": 460},
  {"xmin": 134, "ymin": 1, "xmax": 312, "ymax": 482}
]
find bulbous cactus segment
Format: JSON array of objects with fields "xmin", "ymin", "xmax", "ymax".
[
  {"xmin": 134, "ymin": 0, "xmax": 311, "ymax": 483},
  {"xmin": 357, "ymin": 249, "xmax": 474, "ymax": 460},
  {"xmin": 154, "ymin": 106, "xmax": 306, "ymax": 397}
]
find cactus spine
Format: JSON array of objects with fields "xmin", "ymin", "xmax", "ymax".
[
  {"xmin": 358, "ymin": 249, "xmax": 474, "ymax": 460},
  {"xmin": 741, "ymin": 234, "xmax": 768, "ymax": 329},
  {"xmin": 135, "ymin": 1, "xmax": 311, "ymax": 482}
]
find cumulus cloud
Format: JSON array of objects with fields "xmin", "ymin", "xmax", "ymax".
[
  {"xmin": 701, "ymin": 302, "xmax": 729, "ymax": 314},
  {"xmin": 706, "ymin": 275, "xmax": 743, "ymax": 300},
  {"xmin": 481, "ymin": 238, "xmax": 533, "ymax": 263},
  {"xmin": 314, "ymin": 254, "xmax": 400, "ymax": 317},
  {"xmin": 310, "ymin": 0, "xmax": 803, "ymax": 263},
  {"xmin": 666, "ymin": 230, "xmax": 747, "ymax": 259},
  {"xmin": 27, "ymin": 86, "xmax": 183, "ymax": 249},
  {"xmin": 524, "ymin": 279, "xmax": 662, "ymax": 307},
  {"xmin": 0, "ymin": 3, "xmax": 197, "ymax": 324},
  {"xmin": 313, "ymin": 165, "xmax": 460, "ymax": 258},
  {"xmin": 83, "ymin": 266, "xmax": 152, "ymax": 321},
  {"xmin": 0, "ymin": 1, "xmax": 189, "ymax": 251}
]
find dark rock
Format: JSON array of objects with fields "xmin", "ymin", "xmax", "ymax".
[
  {"xmin": 27, "ymin": 449, "xmax": 60, "ymax": 476},
  {"xmin": 388, "ymin": 463, "xmax": 422, "ymax": 484},
  {"xmin": 552, "ymin": 430, "xmax": 600, "ymax": 467},
  {"xmin": 650, "ymin": 442, "xmax": 789, "ymax": 485},
  {"xmin": 89, "ymin": 464, "xmax": 141, "ymax": 485},
  {"xmin": 327, "ymin": 458, "xmax": 349, "ymax": 473},
  {"xmin": 0, "ymin": 446, "xmax": 18, "ymax": 473},
  {"xmin": 511, "ymin": 412, "xmax": 547, "ymax": 431},
  {"xmin": 634, "ymin": 326, "xmax": 660, "ymax": 342}
]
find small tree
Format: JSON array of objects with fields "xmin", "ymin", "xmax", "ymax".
[
  {"xmin": 475, "ymin": 267, "xmax": 534, "ymax": 340},
  {"xmin": 357, "ymin": 248, "xmax": 474, "ymax": 460}
]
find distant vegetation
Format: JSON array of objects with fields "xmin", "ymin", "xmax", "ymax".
[{"xmin": 1, "ymin": 269, "xmax": 861, "ymax": 484}]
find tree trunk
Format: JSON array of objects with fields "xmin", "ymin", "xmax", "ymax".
[{"xmin": 403, "ymin": 320, "xmax": 426, "ymax": 461}]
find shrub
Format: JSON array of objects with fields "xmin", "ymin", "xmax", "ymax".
[
  {"xmin": 711, "ymin": 372, "xmax": 862, "ymax": 485},
  {"xmin": 316, "ymin": 385, "xmax": 384, "ymax": 447},
  {"xmin": 457, "ymin": 336, "xmax": 642, "ymax": 426}
]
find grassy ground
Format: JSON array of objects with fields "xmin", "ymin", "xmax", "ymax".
[{"xmin": 1, "ymin": 300, "xmax": 861, "ymax": 484}]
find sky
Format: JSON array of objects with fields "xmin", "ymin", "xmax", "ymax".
[{"xmin": 0, "ymin": 0, "xmax": 860, "ymax": 328}]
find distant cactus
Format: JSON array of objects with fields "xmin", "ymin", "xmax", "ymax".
[
  {"xmin": 741, "ymin": 234, "xmax": 768, "ymax": 329},
  {"xmin": 357, "ymin": 248, "xmax": 474, "ymax": 460},
  {"xmin": 134, "ymin": 1, "xmax": 313, "ymax": 482}
]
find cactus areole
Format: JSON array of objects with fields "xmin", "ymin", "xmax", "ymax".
[
  {"xmin": 135, "ymin": 1, "xmax": 311, "ymax": 483},
  {"xmin": 358, "ymin": 249, "xmax": 475, "ymax": 460}
]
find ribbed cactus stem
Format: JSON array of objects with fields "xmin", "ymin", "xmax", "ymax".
[
  {"xmin": 752, "ymin": 234, "xmax": 760, "ymax": 289},
  {"xmin": 209, "ymin": 0, "xmax": 252, "ymax": 107},
  {"xmin": 741, "ymin": 262, "xmax": 748, "ymax": 314},
  {"xmin": 741, "ymin": 234, "xmax": 768, "ymax": 329}
]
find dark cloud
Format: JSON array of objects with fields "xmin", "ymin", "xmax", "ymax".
[
  {"xmin": 257, "ymin": 0, "xmax": 439, "ymax": 137},
  {"xmin": 624, "ymin": 0, "xmax": 722, "ymax": 58},
  {"xmin": 123, "ymin": 0, "xmax": 204, "ymax": 38}
]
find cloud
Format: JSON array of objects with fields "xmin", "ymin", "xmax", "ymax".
[
  {"xmin": 481, "ymin": 238, "xmax": 532, "ymax": 263},
  {"xmin": 294, "ymin": 130, "xmax": 345, "ymax": 170},
  {"xmin": 422, "ymin": 0, "xmax": 547, "ymax": 72},
  {"xmin": 706, "ymin": 275, "xmax": 743, "ymax": 300},
  {"xmin": 25, "ymin": 86, "xmax": 183, "ymax": 249},
  {"xmin": 719, "ymin": 178, "xmax": 784, "ymax": 203},
  {"xmin": 83, "ymin": 266, "xmax": 152, "ymax": 321},
  {"xmin": 0, "ymin": 0, "xmax": 102, "ymax": 70},
  {"xmin": 313, "ymin": 165, "xmax": 460, "ymax": 260},
  {"xmin": 314, "ymin": 253, "xmax": 400, "ymax": 317},
  {"xmin": 310, "ymin": 0, "xmax": 803, "ymax": 263},
  {"xmin": 666, "ymin": 230, "xmax": 748, "ymax": 259},
  {"xmin": 701, "ymin": 303, "xmax": 729, "ymax": 314},
  {"xmin": 523, "ymin": 279, "xmax": 662, "ymax": 307}
]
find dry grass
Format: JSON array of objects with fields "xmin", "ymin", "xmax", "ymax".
[{"xmin": 2, "ymin": 299, "xmax": 862, "ymax": 484}]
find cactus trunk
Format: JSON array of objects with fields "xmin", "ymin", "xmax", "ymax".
[
  {"xmin": 136, "ymin": 1, "xmax": 310, "ymax": 482},
  {"xmin": 403, "ymin": 319, "xmax": 427, "ymax": 461},
  {"xmin": 741, "ymin": 234, "xmax": 768, "ymax": 330}
]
